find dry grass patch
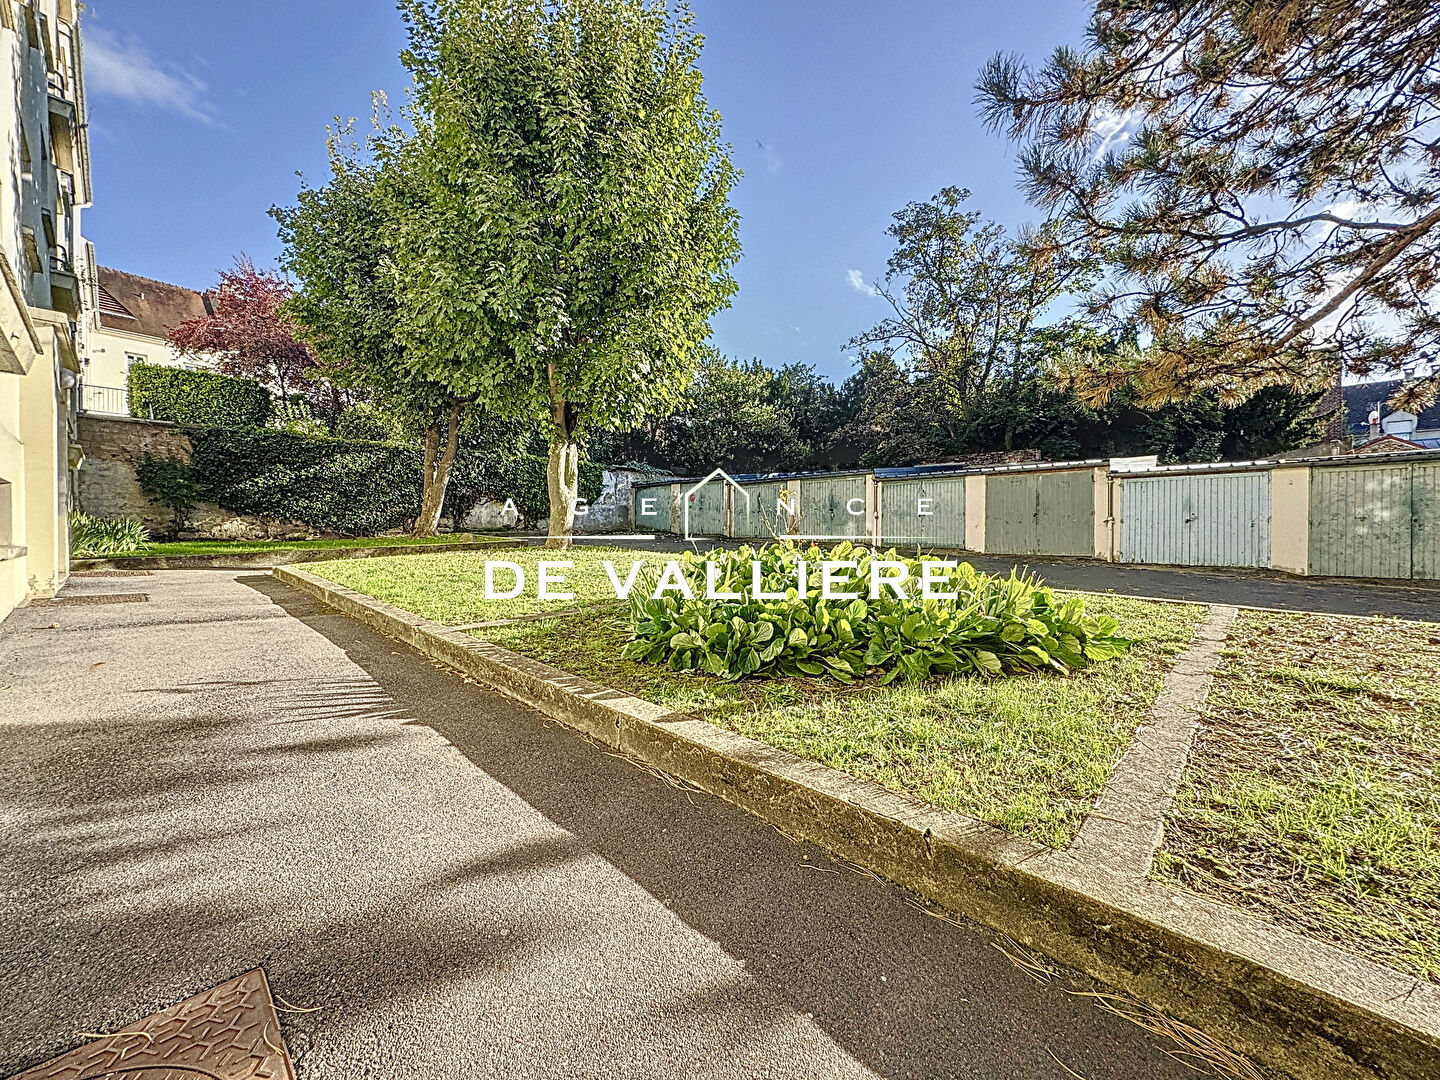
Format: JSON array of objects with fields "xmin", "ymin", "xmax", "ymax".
[{"xmin": 1157, "ymin": 610, "xmax": 1440, "ymax": 983}]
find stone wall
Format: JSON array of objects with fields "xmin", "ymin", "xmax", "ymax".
[
  {"xmin": 75, "ymin": 415, "xmax": 312, "ymax": 540},
  {"xmin": 461, "ymin": 467, "xmax": 650, "ymax": 535},
  {"xmin": 575, "ymin": 467, "xmax": 643, "ymax": 532}
]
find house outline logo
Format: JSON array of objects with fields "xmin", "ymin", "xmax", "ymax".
[{"xmin": 684, "ymin": 468, "xmax": 748, "ymax": 540}]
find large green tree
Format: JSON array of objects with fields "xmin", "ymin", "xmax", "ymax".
[
  {"xmin": 273, "ymin": 131, "xmax": 475, "ymax": 536},
  {"xmin": 977, "ymin": 0, "xmax": 1440, "ymax": 411},
  {"xmin": 588, "ymin": 351, "xmax": 860, "ymax": 475},
  {"xmin": 387, "ymin": 0, "xmax": 740, "ymax": 547},
  {"xmin": 848, "ymin": 187, "xmax": 1097, "ymax": 426}
]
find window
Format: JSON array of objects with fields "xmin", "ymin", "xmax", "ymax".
[
  {"xmin": 0, "ymin": 479, "xmax": 13, "ymax": 554},
  {"xmin": 125, "ymin": 352, "xmax": 146, "ymax": 372}
]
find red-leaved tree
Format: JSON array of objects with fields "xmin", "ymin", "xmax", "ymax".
[{"xmin": 168, "ymin": 256, "xmax": 317, "ymax": 400}]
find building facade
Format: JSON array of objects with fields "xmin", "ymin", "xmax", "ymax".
[
  {"xmin": 79, "ymin": 266, "xmax": 214, "ymax": 415},
  {"xmin": 0, "ymin": 0, "xmax": 93, "ymax": 621}
]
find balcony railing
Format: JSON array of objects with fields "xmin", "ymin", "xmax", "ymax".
[{"xmin": 80, "ymin": 383, "xmax": 128, "ymax": 416}]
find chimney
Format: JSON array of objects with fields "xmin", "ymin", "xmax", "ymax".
[{"xmin": 1368, "ymin": 408, "xmax": 1381, "ymax": 441}]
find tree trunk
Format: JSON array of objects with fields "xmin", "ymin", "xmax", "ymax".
[
  {"xmin": 545, "ymin": 438, "xmax": 580, "ymax": 550},
  {"xmin": 544, "ymin": 366, "xmax": 580, "ymax": 550},
  {"xmin": 414, "ymin": 402, "xmax": 462, "ymax": 537}
]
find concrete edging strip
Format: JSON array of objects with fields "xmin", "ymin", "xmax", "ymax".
[
  {"xmin": 273, "ymin": 564, "xmax": 1440, "ymax": 1080},
  {"xmin": 1072, "ymin": 604, "xmax": 1239, "ymax": 878},
  {"xmin": 74, "ymin": 539, "xmax": 510, "ymax": 572}
]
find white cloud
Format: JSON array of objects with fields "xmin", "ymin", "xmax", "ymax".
[
  {"xmin": 846, "ymin": 269, "xmax": 878, "ymax": 297},
  {"xmin": 84, "ymin": 25, "xmax": 217, "ymax": 125},
  {"xmin": 1089, "ymin": 106, "xmax": 1139, "ymax": 161}
]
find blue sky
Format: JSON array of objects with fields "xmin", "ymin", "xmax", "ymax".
[{"xmin": 82, "ymin": 0, "xmax": 1091, "ymax": 384}]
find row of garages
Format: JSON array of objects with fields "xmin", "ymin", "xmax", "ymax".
[{"xmin": 631, "ymin": 451, "xmax": 1440, "ymax": 580}]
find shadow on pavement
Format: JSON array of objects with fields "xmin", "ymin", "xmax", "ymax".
[{"xmin": 240, "ymin": 573, "xmax": 1203, "ymax": 1080}]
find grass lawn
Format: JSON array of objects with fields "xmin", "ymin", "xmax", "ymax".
[
  {"xmin": 309, "ymin": 545, "xmax": 676, "ymax": 624},
  {"xmin": 471, "ymin": 585, "xmax": 1203, "ymax": 847},
  {"xmin": 315, "ymin": 545, "xmax": 1204, "ymax": 845},
  {"xmin": 1157, "ymin": 611, "xmax": 1440, "ymax": 984},
  {"xmin": 91, "ymin": 534, "xmax": 499, "ymax": 559}
]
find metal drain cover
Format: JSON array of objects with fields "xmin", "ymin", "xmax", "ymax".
[{"xmin": 8, "ymin": 969, "xmax": 296, "ymax": 1080}]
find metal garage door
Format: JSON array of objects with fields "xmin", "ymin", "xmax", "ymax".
[
  {"xmin": 1309, "ymin": 464, "xmax": 1413, "ymax": 578},
  {"xmin": 731, "ymin": 481, "xmax": 788, "ymax": 539},
  {"xmin": 681, "ymin": 480, "xmax": 726, "ymax": 537},
  {"xmin": 1120, "ymin": 472, "xmax": 1271, "ymax": 568},
  {"xmin": 1417, "ymin": 464, "xmax": 1440, "ymax": 580},
  {"xmin": 878, "ymin": 477, "xmax": 965, "ymax": 550},
  {"xmin": 633, "ymin": 485, "xmax": 671, "ymax": 533},
  {"xmin": 797, "ymin": 475, "xmax": 867, "ymax": 541},
  {"xmin": 985, "ymin": 471, "xmax": 1094, "ymax": 556}
]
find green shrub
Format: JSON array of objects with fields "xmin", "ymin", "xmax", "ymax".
[
  {"xmin": 334, "ymin": 401, "xmax": 409, "ymax": 443},
  {"xmin": 127, "ymin": 364, "xmax": 271, "ymax": 427},
  {"xmin": 133, "ymin": 425, "xmax": 606, "ymax": 537},
  {"xmin": 623, "ymin": 541, "xmax": 1130, "ymax": 683},
  {"xmin": 135, "ymin": 452, "xmax": 203, "ymax": 530},
  {"xmin": 269, "ymin": 395, "xmax": 331, "ymax": 437},
  {"xmin": 69, "ymin": 512, "xmax": 149, "ymax": 557}
]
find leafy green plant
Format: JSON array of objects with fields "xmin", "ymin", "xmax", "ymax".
[
  {"xmin": 135, "ymin": 453, "xmax": 201, "ymax": 531},
  {"xmin": 334, "ymin": 401, "xmax": 409, "ymax": 444},
  {"xmin": 69, "ymin": 512, "xmax": 149, "ymax": 557},
  {"xmin": 127, "ymin": 364, "xmax": 271, "ymax": 427},
  {"xmin": 623, "ymin": 541, "xmax": 1130, "ymax": 684}
]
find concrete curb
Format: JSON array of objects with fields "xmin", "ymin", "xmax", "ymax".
[
  {"xmin": 274, "ymin": 564, "xmax": 1440, "ymax": 1080},
  {"xmin": 74, "ymin": 539, "xmax": 509, "ymax": 572}
]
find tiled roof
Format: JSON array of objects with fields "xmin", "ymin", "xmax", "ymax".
[
  {"xmin": 96, "ymin": 266, "xmax": 213, "ymax": 340},
  {"xmin": 1354, "ymin": 433, "xmax": 1425, "ymax": 454}
]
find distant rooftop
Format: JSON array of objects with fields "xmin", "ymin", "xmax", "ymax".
[
  {"xmin": 1343, "ymin": 379, "xmax": 1440, "ymax": 431},
  {"xmin": 97, "ymin": 266, "xmax": 213, "ymax": 341}
]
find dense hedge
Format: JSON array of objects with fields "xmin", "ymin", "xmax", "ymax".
[
  {"xmin": 127, "ymin": 364, "xmax": 271, "ymax": 428},
  {"xmin": 136, "ymin": 425, "xmax": 604, "ymax": 536}
]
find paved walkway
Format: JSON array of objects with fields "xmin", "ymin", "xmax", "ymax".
[{"xmin": 2, "ymin": 571, "xmax": 1206, "ymax": 1079}]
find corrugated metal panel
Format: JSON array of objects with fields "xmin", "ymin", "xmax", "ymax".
[
  {"xmin": 1119, "ymin": 473, "xmax": 1271, "ymax": 568},
  {"xmin": 797, "ymin": 475, "xmax": 866, "ymax": 540},
  {"xmin": 985, "ymin": 474, "xmax": 1039, "ymax": 554},
  {"xmin": 984, "ymin": 471, "xmax": 1094, "ymax": 555},
  {"xmin": 1411, "ymin": 463, "xmax": 1438, "ymax": 580},
  {"xmin": 878, "ymin": 477, "xmax": 965, "ymax": 549},
  {"xmin": 731, "ymin": 481, "xmax": 788, "ymax": 539},
  {"xmin": 1035, "ymin": 470, "xmax": 1095, "ymax": 556},
  {"xmin": 633, "ymin": 485, "xmax": 672, "ymax": 533},
  {"xmin": 682, "ymin": 481, "xmax": 726, "ymax": 537},
  {"xmin": 1309, "ymin": 464, "xmax": 1413, "ymax": 578}
]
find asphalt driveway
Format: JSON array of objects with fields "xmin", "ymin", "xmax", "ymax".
[
  {"xmin": 1, "ymin": 570, "xmax": 1212, "ymax": 1079},
  {"xmin": 557, "ymin": 535, "xmax": 1440, "ymax": 622}
]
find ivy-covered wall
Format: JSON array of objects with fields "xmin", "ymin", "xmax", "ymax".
[{"xmin": 76, "ymin": 415, "xmax": 605, "ymax": 539}]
